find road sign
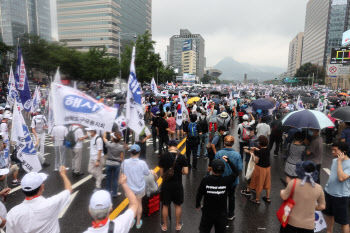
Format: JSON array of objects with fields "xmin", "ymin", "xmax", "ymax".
[{"xmin": 327, "ymin": 64, "xmax": 350, "ymax": 75}]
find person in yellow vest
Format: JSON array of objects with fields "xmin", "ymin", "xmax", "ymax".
[{"xmin": 132, "ymin": 126, "xmax": 151, "ymax": 160}]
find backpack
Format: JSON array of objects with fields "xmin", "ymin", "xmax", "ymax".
[
  {"xmin": 96, "ymin": 136, "xmax": 108, "ymax": 154},
  {"xmin": 241, "ymin": 123, "xmax": 250, "ymax": 141},
  {"xmin": 198, "ymin": 117, "xmax": 209, "ymax": 134},
  {"xmin": 188, "ymin": 122, "xmax": 198, "ymax": 137},
  {"xmin": 64, "ymin": 126, "xmax": 79, "ymax": 149}
]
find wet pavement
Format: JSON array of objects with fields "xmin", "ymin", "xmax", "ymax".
[{"xmin": 2, "ymin": 117, "xmax": 342, "ymax": 233}]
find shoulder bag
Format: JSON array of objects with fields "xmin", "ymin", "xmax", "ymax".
[
  {"xmin": 161, "ymin": 152, "xmax": 179, "ymax": 182},
  {"xmin": 276, "ymin": 179, "xmax": 297, "ymax": 228}
]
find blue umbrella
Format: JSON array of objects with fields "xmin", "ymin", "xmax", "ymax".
[
  {"xmin": 251, "ymin": 99, "xmax": 275, "ymax": 110},
  {"xmin": 211, "ymin": 98, "xmax": 221, "ymax": 105},
  {"xmin": 282, "ymin": 109, "xmax": 334, "ymax": 129}
]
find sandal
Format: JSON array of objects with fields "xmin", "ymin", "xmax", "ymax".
[
  {"xmin": 136, "ymin": 220, "xmax": 143, "ymax": 229},
  {"xmin": 240, "ymin": 190, "xmax": 252, "ymax": 196},
  {"xmin": 262, "ymin": 196, "xmax": 271, "ymax": 204},
  {"xmin": 176, "ymin": 222, "xmax": 183, "ymax": 231},
  {"xmin": 249, "ymin": 198, "xmax": 260, "ymax": 204},
  {"xmin": 161, "ymin": 225, "xmax": 167, "ymax": 232}
]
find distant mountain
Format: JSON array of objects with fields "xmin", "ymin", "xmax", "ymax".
[{"xmin": 214, "ymin": 57, "xmax": 286, "ymax": 81}]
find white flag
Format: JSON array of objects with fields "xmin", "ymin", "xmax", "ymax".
[
  {"xmin": 30, "ymin": 86, "xmax": 41, "ymax": 113},
  {"xmin": 296, "ymin": 95, "xmax": 304, "ymax": 110},
  {"xmin": 315, "ymin": 211, "xmax": 327, "ymax": 232},
  {"xmin": 73, "ymin": 81, "xmax": 77, "ymax": 89},
  {"xmin": 151, "ymin": 78, "xmax": 158, "ymax": 95},
  {"xmin": 7, "ymin": 66, "xmax": 23, "ymax": 110},
  {"xmin": 115, "ymin": 115, "xmax": 127, "ymax": 132},
  {"xmin": 317, "ymin": 99, "xmax": 323, "ymax": 111},
  {"xmin": 48, "ymin": 92, "xmax": 54, "ymax": 135},
  {"xmin": 126, "ymin": 47, "xmax": 145, "ymax": 134},
  {"xmin": 11, "ymin": 102, "xmax": 42, "ymax": 172},
  {"xmin": 51, "ymin": 83, "xmax": 117, "ymax": 132},
  {"xmin": 53, "ymin": 67, "xmax": 61, "ymax": 84}
]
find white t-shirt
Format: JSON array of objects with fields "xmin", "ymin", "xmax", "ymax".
[
  {"xmin": 31, "ymin": 115, "xmax": 47, "ymax": 134},
  {"xmin": 256, "ymin": 123, "xmax": 271, "ymax": 138},
  {"xmin": 90, "ymin": 135, "xmax": 104, "ymax": 160},
  {"xmin": 0, "ymin": 121, "xmax": 8, "ymax": 140},
  {"xmin": 83, "ymin": 209, "xmax": 135, "ymax": 233},
  {"xmin": 70, "ymin": 125, "xmax": 84, "ymax": 149},
  {"xmin": 6, "ymin": 190, "xmax": 70, "ymax": 233},
  {"xmin": 51, "ymin": 125, "xmax": 68, "ymax": 146}
]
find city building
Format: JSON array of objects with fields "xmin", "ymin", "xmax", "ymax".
[
  {"xmin": 204, "ymin": 67, "xmax": 222, "ymax": 78},
  {"xmin": 168, "ymin": 29, "xmax": 206, "ymax": 78},
  {"xmin": 0, "ymin": 0, "xmax": 52, "ymax": 46},
  {"xmin": 325, "ymin": 75, "xmax": 349, "ymax": 89},
  {"xmin": 302, "ymin": 0, "xmax": 331, "ymax": 67},
  {"xmin": 287, "ymin": 32, "xmax": 304, "ymax": 77},
  {"xmin": 57, "ymin": 0, "xmax": 152, "ymax": 56},
  {"xmin": 182, "ymin": 39, "xmax": 196, "ymax": 74}
]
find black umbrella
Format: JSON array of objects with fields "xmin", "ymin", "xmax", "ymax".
[
  {"xmin": 210, "ymin": 90, "xmax": 221, "ymax": 95},
  {"xmin": 301, "ymin": 97, "xmax": 318, "ymax": 105},
  {"xmin": 189, "ymin": 93, "xmax": 199, "ymax": 97},
  {"xmin": 168, "ymin": 90, "xmax": 177, "ymax": 94},
  {"xmin": 331, "ymin": 106, "xmax": 350, "ymax": 122},
  {"xmin": 328, "ymin": 97, "xmax": 340, "ymax": 103},
  {"xmin": 211, "ymin": 98, "xmax": 221, "ymax": 105},
  {"xmin": 115, "ymin": 99, "xmax": 126, "ymax": 104},
  {"xmin": 251, "ymin": 99, "xmax": 275, "ymax": 110}
]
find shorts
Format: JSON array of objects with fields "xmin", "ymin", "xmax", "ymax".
[
  {"xmin": 160, "ymin": 182, "xmax": 184, "ymax": 206},
  {"xmin": 322, "ymin": 191, "xmax": 349, "ymax": 225},
  {"xmin": 127, "ymin": 190, "xmax": 145, "ymax": 199},
  {"xmin": 176, "ymin": 123, "xmax": 183, "ymax": 130}
]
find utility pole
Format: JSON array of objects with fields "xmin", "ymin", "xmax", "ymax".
[{"xmin": 312, "ymin": 73, "xmax": 314, "ymax": 89}]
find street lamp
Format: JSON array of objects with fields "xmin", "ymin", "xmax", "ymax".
[{"xmin": 118, "ymin": 32, "xmax": 137, "ymax": 79}]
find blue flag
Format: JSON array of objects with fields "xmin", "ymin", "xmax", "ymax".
[{"xmin": 15, "ymin": 47, "xmax": 32, "ymax": 112}]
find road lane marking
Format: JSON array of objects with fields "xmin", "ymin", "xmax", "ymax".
[
  {"xmin": 109, "ymin": 137, "xmax": 187, "ymax": 220},
  {"xmin": 58, "ymin": 190, "xmax": 79, "ymax": 219},
  {"xmin": 323, "ymin": 168, "xmax": 331, "ymax": 175},
  {"xmin": 71, "ymin": 175, "xmax": 93, "ymax": 190}
]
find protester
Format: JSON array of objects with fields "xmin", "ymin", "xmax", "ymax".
[
  {"xmin": 323, "ymin": 141, "xmax": 350, "ymax": 233},
  {"xmin": 269, "ymin": 113, "xmax": 283, "ymax": 156},
  {"xmin": 237, "ymin": 114, "xmax": 256, "ymax": 160},
  {"xmin": 159, "ymin": 140, "xmax": 188, "ymax": 231},
  {"xmin": 208, "ymin": 102, "xmax": 218, "ymax": 133},
  {"xmin": 122, "ymin": 144, "xmax": 150, "ymax": 229},
  {"xmin": 196, "ymin": 156, "xmax": 239, "ymax": 233},
  {"xmin": 102, "ymin": 132, "xmax": 124, "ymax": 197},
  {"xmin": 6, "ymin": 167, "xmax": 72, "ymax": 233},
  {"xmin": 69, "ymin": 124, "xmax": 88, "ymax": 176},
  {"xmin": 256, "ymin": 116, "xmax": 270, "ymax": 138},
  {"xmin": 31, "ymin": 109, "xmax": 47, "ymax": 156},
  {"xmin": 157, "ymin": 112, "xmax": 174, "ymax": 156},
  {"xmin": 150, "ymin": 111, "xmax": 160, "ymax": 153},
  {"xmin": 197, "ymin": 110, "xmax": 209, "ymax": 159},
  {"xmin": 167, "ymin": 112, "xmax": 176, "ymax": 140},
  {"xmin": 249, "ymin": 135, "xmax": 271, "ymax": 204},
  {"xmin": 213, "ymin": 135, "xmax": 242, "ymax": 220},
  {"xmin": 87, "ymin": 128, "xmax": 105, "ymax": 191},
  {"xmin": 280, "ymin": 161, "xmax": 325, "ymax": 233},
  {"xmin": 83, "ymin": 174, "xmax": 138, "ymax": 233},
  {"xmin": 131, "ymin": 125, "xmax": 151, "ymax": 160},
  {"xmin": 285, "ymin": 131, "xmax": 306, "ymax": 183},
  {"xmin": 184, "ymin": 114, "xmax": 202, "ymax": 170},
  {"xmin": 51, "ymin": 125, "xmax": 68, "ymax": 171},
  {"xmin": 305, "ymin": 129, "xmax": 323, "ymax": 184}
]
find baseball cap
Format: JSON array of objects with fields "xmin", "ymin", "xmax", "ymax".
[
  {"xmin": 85, "ymin": 127, "xmax": 96, "ymax": 131},
  {"xmin": 5, "ymin": 105, "xmax": 10, "ymax": 109},
  {"xmin": 89, "ymin": 190, "xmax": 112, "ymax": 210},
  {"xmin": 36, "ymin": 109, "xmax": 41, "ymax": 113},
  {"xmin": 0, "ymin": 168, "xmax": 9, "ymax": 176},
  {"xmin": 0, "ymin": 107, "xmax": 4, "ymax": 111},
  {"xmin": 243, "ymin": 115, "xmax": 249, "ymax": 120},
  {"xmin": 21, "ymin": 172, "xmax": 48, "ymax": 191},
  {"xmin": 330, "ymin": 108, "xmax": 335, "ymax": 112},
  {"xmin": 129, "ymin": 144, "xmax": 140, "ymax": 153},
  {"xmin": 211, "ymin": 159, "xmax": 225, "ymax": 174},
  {"xmin": 168, "ymin": 140, "xmax": 178, "ymax": 147},
  {"xmin": 3, "ymin": 114, "xmax": 11, "ymax": 119}
]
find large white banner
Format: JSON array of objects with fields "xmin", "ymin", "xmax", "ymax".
[
  {"xmin": 11, "ymin": 103, "xmax": 42, "ymax": 172},
  {"xmin": 51, "ymin": 83, "xmax": 117, "ymax": 132}
]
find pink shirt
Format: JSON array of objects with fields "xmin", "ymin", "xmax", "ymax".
[{"xmin": 167, "ymin": 117, "xmax": 176, "ymax": 133}]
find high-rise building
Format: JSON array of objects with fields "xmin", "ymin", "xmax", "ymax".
[
  {"xmin": 0, "ymin": 0, "xmax": 52, "ymax": 46},
  {"xmin": 168, "ymin": 29, "xmax": 206, "ymax": 78},
  {"xmin": 287, "ymin": 32, "xmax": 304, "ymax": 77},
  {"xmin": 182, "ymin": 39, "xmax": 196, "ymax": 74},
  {"xmin": 302, "ymin": 0, "xmax": 331, "ymax": 67},
  {"xmin": 57, "ymin": 0, "xmax": 152, "ymax": 57}
]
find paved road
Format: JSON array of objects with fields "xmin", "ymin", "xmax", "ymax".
[{"xmin": 1, "ymin": 118, "xmax": 341, "ymax": 233}]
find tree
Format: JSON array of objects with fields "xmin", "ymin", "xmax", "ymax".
[
  {"xmin": 294, "ymin": 62, "xmax": 326, "ymax": 85},
  {"xmin": 0, "ymin": 40, "xmax": 12, "ymax": 75}
]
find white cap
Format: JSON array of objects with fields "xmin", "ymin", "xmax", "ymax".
[
  {"xmin": 89, "ymin": 190, "xmax": 112, "ymax": 210},
  {"xmin": 21, "ymin": 172, "xmax": 48, "ymax": 191},
  {"xmin": 243, "ymin": 114, "xmax": 249, "ymax": 120},
  {"xmin": 3, "ymin": 114, "xmax": 11, "ymax": 119},
  {"xmin": 0, "ymin": 107, "xmax": 4, "ymax": 111},
  {"xmin": 85, "ymin": 127, "xmax": 96, "ymax": 131},
  {"xmin": 5, "ymin": 105, "xmax": 10, "ymax": 109},
  {"xmin": 36, "ymin": 109, "xmax": 41, "ymax": 113},
  {"xmin": 0, "ymin": 168, "xmax": 9, "ymax": 176}
]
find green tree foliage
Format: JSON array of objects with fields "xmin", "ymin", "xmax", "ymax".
[
  {"xmin": 19, "ymin": 34, "xmax": 119, "ymax": 82},
  {"xmin": 294, "ymin": 62, "xmax": 326, "ymax": 85},
  {"xmin": 201, "ymin": 74, "xmax": 221, "ymax": 84},
  {"xmin": 120, "ymin": 31, "xmax": 173, "ymax": 83},
  {"xmin": 0, "ymin": 40, "xmax": 12, "ymax": 74}
]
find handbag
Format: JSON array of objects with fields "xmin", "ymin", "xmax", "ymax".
[
  {"xmin": 245, "ymin": 154, "xmax": 255, "ymax": 180},
  {"xmin": 276, "ymin": 179, "xmax": 297, "ymax": 228},
  {"xmin": 161, "ymin": 152, "xmax": 179, "ymax": 182}
]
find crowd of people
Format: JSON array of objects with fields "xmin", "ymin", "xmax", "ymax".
[{"xmin": 0, "ymin": 84, "xmax": 348, "ymax": 233}]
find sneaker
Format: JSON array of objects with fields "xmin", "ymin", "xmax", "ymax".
[
  {"xmin": 273, "ymin": 154, "xmax": 278, "ymax": 157},
  {"xmin": 117, "ymin": 192, "xmax": 122, "ymax": 196},
  {"xmin": 228, "ymin": 215, "xmax": 235, "ymax": 220},
  {"xmin": 54, "ymin": 168, "xmax": 58, "ymax": 171},
  {"xmin": 155, "ymin": 150, "xmax": 159, "ymax": 153},
  {"xmin": 204, "ymin": 156, "xmax": 208, "ymax": 160},
  {"xmin": 12, "ymin": 180, "xmax": 20, "ymax": 186},
  {"xmin": 73, "ymin": 171, "xmax": 84, "ymax": 176},
  {"xmin": 65, "ymin": 167, "xmax": 70, "ymax": 170}
]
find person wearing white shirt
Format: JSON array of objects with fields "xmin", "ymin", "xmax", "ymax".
[
  {"xmin": 256, "ymin": 116, "xmax": 271, "ymax": 138},
  {"xmin": 51, "ymin": 125, "xmax": 68, "ymax": 171},
  {"xmin": 31, "ymin": 109, "xmax": 47, "ymax": 156},
  {"xmin": 6, "ymin": 167, "xmax": 72, "ymax": 233},
  {"xmin": 69, "ymin": 124, "xmax": 88, "ymax": 176},
  {"xmin": 87, "ymin": 128, "xmax": 105, "ymax": 191},
  {"xmin": 83, "ymin": 174, "xmax": 138, "ymax": 233}
]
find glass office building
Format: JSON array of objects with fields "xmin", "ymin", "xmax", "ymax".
[
  {"xmin": 0, "ymin": 0, "xmax": 52, "ymax": 46},
  {"xmin": 57, "ymin": 0, "xmax": 152, "ymax": 57}
]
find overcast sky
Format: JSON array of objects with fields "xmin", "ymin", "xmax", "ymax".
[
  {"xmin": 50, "ymin": 0, "xmax": 308, "ymax": 70},
  {"xmin": 152, "ymin": 0, "xmax": 308, "ymax": 69}
]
